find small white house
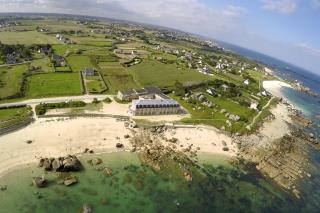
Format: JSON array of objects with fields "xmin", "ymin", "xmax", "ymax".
[
  {"xmin": 250, "ymin": 103, "xmax": 258, "ymax": 110},
  {"xmin": 206, "ymin": 88, "xmax": 216, "ymax": 96}
]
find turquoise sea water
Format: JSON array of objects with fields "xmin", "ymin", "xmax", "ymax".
[{"xmin": 0, "ymin": 152, "xmax": 310, "ymax": 213}]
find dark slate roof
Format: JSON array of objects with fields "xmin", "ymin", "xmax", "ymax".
[
  {"xmin": 52, "ymin": 54, "xmax": 64, "ymax": 62},
  {"xmin": 134, "ymin": 88, "xmax": 148, "ymax": 95},
  {"xmin": 144, "ymin": 86, "xmax": 162, "ymax": 94},
  {"xmin": 120, "ymin": 89, "xmax": 136, "ymax": 96}
]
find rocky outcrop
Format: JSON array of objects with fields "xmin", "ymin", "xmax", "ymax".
[
  {"xmin": 38, "ymin": 155, "xmax": 82, "ymax": 172},
  {"xmin": 32, "ymin": 177, "xmax": 47, "ymax": 188},
  {"xmin": 64, "ymin": 177, "xmax": 78, "ymax": 186}
]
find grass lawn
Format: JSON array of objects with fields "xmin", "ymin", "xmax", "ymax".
[
  {"xmin": 170, "ymin": 94, "xmax": 227, "ymax": 129},
  {"xmin": 0, "ymin": 64, "xmax": 28, "ymax": 99},
  {"xmin": 26, "ymin": 73, "xmax": 82, "ymax": 98},
  {"xmin": 55, "ymin": 66, "xmax": 72, "ymax": 72},
  {"xmin": 0, "ymin": 106, "xmax": 33, "ymax": 129},
  {"xmin": 128, "ymin": 59, "xmax": 210, "ymax": 88},
  {"xmin": 51, "ymin": 44, "xmax": 98, "ymax": 56},
  {"xmin": 0, "ymin": 31, "xmax": 59, "ymax": 45},
  {"xmin": 98, "ymin": 61, "xmax": 138, "ymax": 93},
  {"xmin": 30, "ymin": 58, "xmax": 54, "ymax": 73},
  {"xmin": 67, "ymin": 55, "xmax": 94, "ymax": 72},
  {"xmin": 85, "ymin": 76, "xmax": 108, "ymax": 94}
]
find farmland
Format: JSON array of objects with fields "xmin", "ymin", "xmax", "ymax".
[
  {"xmin": 129, "ymin": 59, "xmax": 210, "ymax": 88},
  {"xmin": 67, "ymin": 55, "xmax": 95, "ymax": 72},
  {"xmin": 0, "ymin": 64, "xmax": 28, "ymax": 100},
  {"xmin": 26, "ymin": 73, "xmax": 82, "ymax": 98},
  {"xmin": 0, "ymin": 16, "xmax": 276, "ymax": 132},
  {"xmin": 0, "ymin": 31, "xmax": 59, "ymax": 45}
]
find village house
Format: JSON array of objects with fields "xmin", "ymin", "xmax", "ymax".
[
  {"xmin": 117, "ymin": 87, "xmax": 163, "ymax": 101},
  {"xmin": 6, "ymin": 54, "xmax": 17, "ymax": 64},
  {"xmin": 52, "ymin": 54, "xmax": 65, "ymax": 66},
  {"xmin": 250, "ymin": 103, "xmax": 258, "ymax": 110},
  {"xmin": 221, "ymin": 84, "xmax": 229, "ymax": 92},
  {"xmin": 38, "ymin": 46, "xmax": 50, "ymax": 55},
  {"xmin": 114, "ymin": 49, "xmax": 137, "ymax": 56},
  {"xmin": 206, "ymin": 88, "xmax": 216, "ymax": 96},
  {"xmin": 244, "ymin": 79, "xmax": 250, "ymax": 85},
  {"xmin": 82, "ymin": 68, "xmax": 96, "ymax": 77},
  {"xmin": 56, "ymin": 34, "xmax": 64, "ymax": 41}
]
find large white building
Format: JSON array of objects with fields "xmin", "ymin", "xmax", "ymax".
[
  {"xmin": 119, "ymin": 87, "xmax": 182, "ymax": 116},
  {"xmin": 130, "ymin": 99, "xmax": 180, "ymax": 116}
]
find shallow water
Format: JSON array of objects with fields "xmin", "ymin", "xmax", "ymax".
[{"xmin": 0, "ymin": 151, "xmax": 314, "ymax": 213}]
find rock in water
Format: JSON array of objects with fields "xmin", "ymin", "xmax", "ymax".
[
  {"xmin": 103, "ymin": 168, "xmax": 113, "ymax": 177},
  {"xmin": 82, "ymin": 204, "xmax": 93, "ymax": 213},
  {"xmin": 32, "ymin": 177, "xmax": 47, "ymax": 188},
  {"xmin": 0, "ymin": 185, "xmax": 7, "ymax": 191},
  {"xmin": 64, "ymin": 177, "xmax": 78, "ymax": 186},
  {"xmin": 63, "ymin": 156, "xmax": 82, "ymax": 171}
]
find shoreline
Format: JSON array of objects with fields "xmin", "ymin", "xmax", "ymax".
[
  {"xmin": 0, "ymin": 116, "xmax": 237, "ymax": 178},
  {"xmin": 0, "ymin": 79, "xmax": 296, "ymax": 179}
]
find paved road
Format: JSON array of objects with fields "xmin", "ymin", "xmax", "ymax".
[{"xmin": 0, "ymin": 94, "xmax": 113, "ymax": 108}]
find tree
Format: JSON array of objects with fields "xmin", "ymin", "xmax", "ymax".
[{"xmin": 174, "ymin": 80, "xmax": 185, "ymax": 96}]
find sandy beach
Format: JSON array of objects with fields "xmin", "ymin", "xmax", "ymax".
[
  {"xmin": 263, "ymin": 80, "xmax": 292, "ymax": 98},
  {"xmin": 0, "ymin": 116, "xmax": 235, "ymax": 177}
]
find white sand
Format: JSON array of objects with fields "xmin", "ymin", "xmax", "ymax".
[
  {"xmin": 0, "ymin": 117, "xmax": 132, "ymax": 177},
  {"xmin": 165, "ymin": 126, "xmax": 236, "ymax": 156},
  {"xmin": 242, "ymin": 102, "xmax": 292, "ymax": 146},
  {"xmin": 263, "ymin": 80, "xmax": 292, "ymax": 98},
  {"xmin": 0, "ymin": 116, "xmax": 235, "ymax": 177}
]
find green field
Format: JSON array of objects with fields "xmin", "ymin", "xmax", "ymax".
[
  {"xmin": 98, "ymin": 61, "xmax": 138, "ymax": 93},
  {"xmin": 29, "ymin": 58, "xmax": 54, "ymax": 73},
  {"xmin": 51, "ymin": 44, "xmax": 98, "ymax": 56},
  {"xmin": 0, "ymin": 106, "xmax": 33, "ymax": 129},
  {"xmin": 85, "ymin": 76, "xmax": 108, "ymax": 94},
  {"xmin": 129, "ymin": 59, "xmax": 209, "ymax": 88},
  {"xmin": 0, "ymin": 31, "xmax": 59, "ymax": 44},
  {"xmin": 0, "ymin": 64, "xmax": 28, "ymax": 99},
  {"xmin": 26, "ymin": 73, "xmax": 82, "ymax": 98},
  {"xmin": 67, "ymin": 55, "xmax": 95, "ymax": 72}
]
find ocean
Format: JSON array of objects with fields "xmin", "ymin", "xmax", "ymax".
[{"xmin": 216, "ymin": 41, "xmax": 320, "ymax": 138}]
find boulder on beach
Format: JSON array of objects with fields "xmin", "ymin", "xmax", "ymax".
[
  {"xmin": 63, "ymin": 156, "xmax": 82, "ymax": 172},
  {"xmin": 38, "ymin": 155, "xmax": 82, "ymax": 172},
  {"xmin": 64, "ymin": 177, "xmax": 78, "ymax": 186},
  {"xmin": 52, "ymin": 158, "xmax": 64, "ymax": 171},
  {"xmin": 116, "ymin": 143, "xmax": 124, "ymax": 148},
  {"xmin": 32, "ymin": 177, "xmax": 47, "ymax": 188}
]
